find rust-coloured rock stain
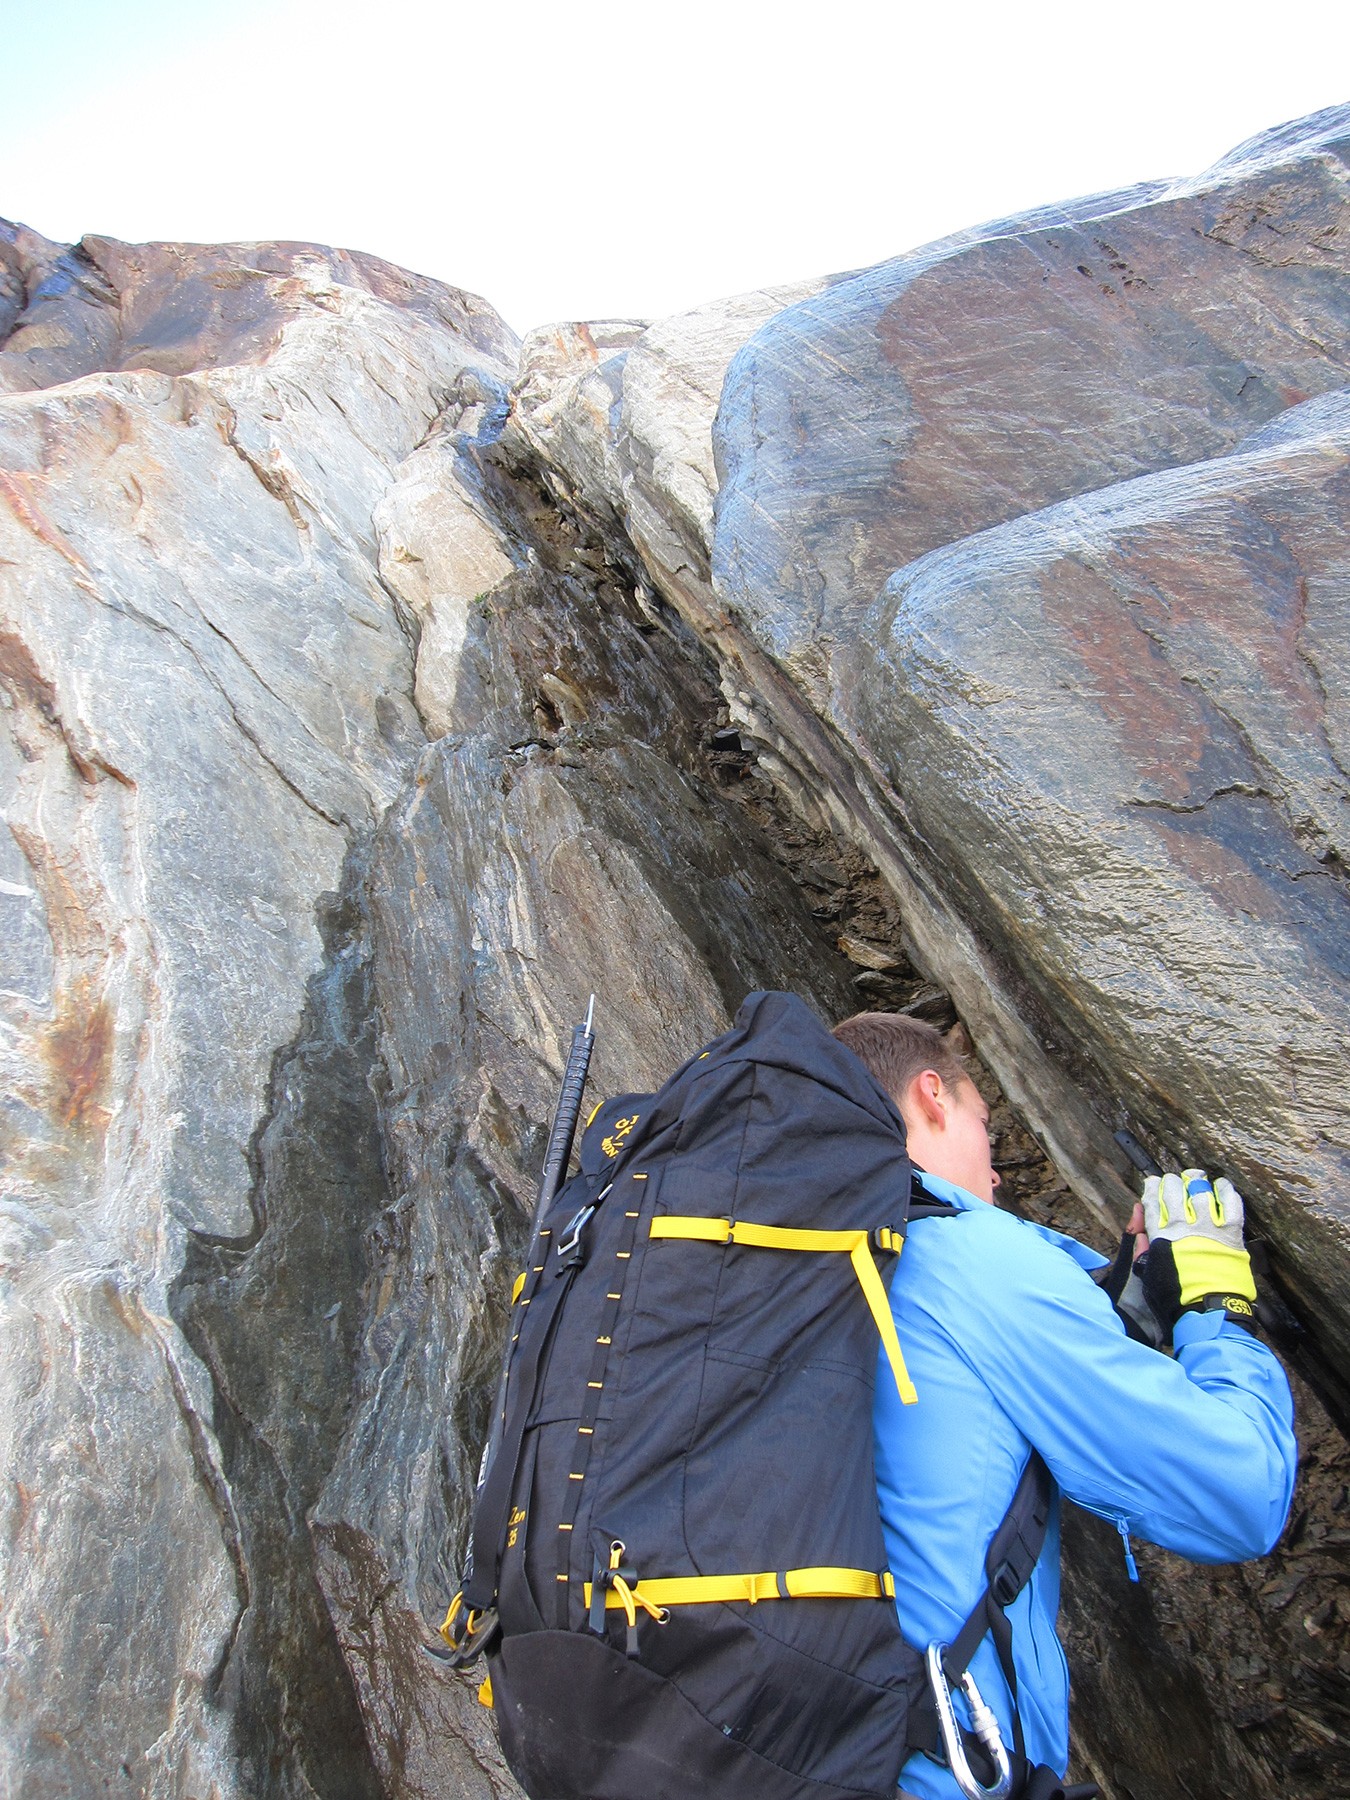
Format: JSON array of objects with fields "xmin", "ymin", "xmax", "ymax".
[
  {"xmin": 41, "ymin": 988, "xmax": 114, "ymax": 1134},
  {"xmin": 1039, "ymin": 558, "xmax": 1211, "ymax": 805},
  {"xmin": 0, "ymin": 470, "xmax": 97, "ymax": 594},
  {"xmin": 0, "ymin": 629, "xmax": 63, "ymax": 734}
]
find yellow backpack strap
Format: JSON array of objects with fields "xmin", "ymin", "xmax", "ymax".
[
  {"xmin": 846, "ymin": 1233, "xmax": 918, "ymax": 1405},
  {"xmin": 584, "ymin": 1565, "xmax": 896, "ymax": 1609},
  {"xmin": 649, "ymin": 1217, "xmax": 917, "ymax": 1404}
]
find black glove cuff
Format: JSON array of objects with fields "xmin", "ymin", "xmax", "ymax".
[{"xmin": 1137, "ymin": 1239, "xmax": 1183, "ymax": 1335}]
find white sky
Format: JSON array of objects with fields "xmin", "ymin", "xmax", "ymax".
[{"xmin": 2, "ymin": 0, "xmax": 1348, "ymax": 337}]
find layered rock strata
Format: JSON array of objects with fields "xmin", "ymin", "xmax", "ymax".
[{"xmin": 0, "ymin": 233, "xmax": 517, "ymax": 1797}]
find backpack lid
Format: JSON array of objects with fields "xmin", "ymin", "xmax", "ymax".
[{"xmin": 578, "ymin": 1093, "xmax": 653, "ymax": 1176}]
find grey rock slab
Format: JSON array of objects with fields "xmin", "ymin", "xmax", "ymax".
[
  {"xmin": 854, "ymin": 418, "xmax": 1350, "ymax": 1379},
  {"xmin": 0, "ymin": 238, "xmax": 518, "ymax": 1797},
  {"xmin": 0, "ymin": 227, "xmax": 514, "ymax": 395},
  {"xmin": 0, "ymin": 1270, "xmax": 241, "ymax": 1799},
  {"xmin": 1237, "ymin": 384, "xmax": 1350, "ymax": 450},
  {"xmin": 510, "ymin": 319, "xmax": 649, "ymax": 525},
  {"xmin": 375, "ymin": 426, "xmax": 519, "ymax": 740},
  {"xmin": 0, "ymin": 220, "xmax": 121, "ymax": 395},
  {"xmin": 506, "ymin": 281, "xmax": 828, "ymax": 625},
  {"xmin": 713, "ymin": 105, "xmax": 1350, "ymax": 700},
  {"xmin": 620, "ymin": 281, "xmax": 828, "ymax": 571}
]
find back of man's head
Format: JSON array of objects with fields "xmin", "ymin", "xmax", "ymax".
[
  {"xmin": 833, "ymin": 1010, "xmax": 1000, "ymax": 1201},
  {"xmin": 831, "ymin": 1011, "xmax": 967, "ymax": 1118}
]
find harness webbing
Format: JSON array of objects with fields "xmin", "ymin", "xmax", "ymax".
[{"xmin": 649, "ymin": 1215, "xmax": 918, "ymax": 1404}]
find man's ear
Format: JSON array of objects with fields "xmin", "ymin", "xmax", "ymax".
[{"xmin": 906, "ymin": 1069, "xmax": 947, "ymax": 1129}]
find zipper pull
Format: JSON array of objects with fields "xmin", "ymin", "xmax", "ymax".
[{"xmin": 1116, "ymin": 1517, "xmax": 1140, "ymax": 1583}]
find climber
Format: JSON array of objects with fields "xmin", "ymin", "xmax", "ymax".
[{"xmin": 831, "ymin": 1012, "xmax": 1297, "ymax": 1800}]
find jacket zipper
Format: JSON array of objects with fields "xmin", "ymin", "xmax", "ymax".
[{"xmin": 1079, "ymin": 1503, "xmax": 1140, "ymax": 1582}]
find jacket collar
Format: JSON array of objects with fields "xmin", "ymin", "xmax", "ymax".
[{"xmin": 914, "ymin": 1169, "xmax": 1107, "ymax": 1271}]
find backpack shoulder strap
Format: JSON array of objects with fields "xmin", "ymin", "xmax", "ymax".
[
  {"xmin": 907, "ymin": 1169, "xmax": 961, "ymax": 1220},
  {"xmin": 907, "ymin": 1451, "xmax": 1054, "ymax": 1776},
  {"xmin": 944, "ymin": 1450, "xmax": 1053, "ymax": 1691}
]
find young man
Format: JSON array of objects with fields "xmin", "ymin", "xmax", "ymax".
[{"xmin": 831, "ymin": 1011, "xmax": 1297, "ymax": 1800}]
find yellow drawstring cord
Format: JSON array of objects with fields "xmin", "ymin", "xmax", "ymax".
[{"xmin": 604, "ymin": 1541, "xmax": 668, "ymax": 1652}]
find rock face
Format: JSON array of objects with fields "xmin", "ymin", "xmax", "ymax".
[
  {"xmin": 859, "ymin": 417, "xmax": 1350, "ymax": 1383},
  {"xmin": 0, "ymin": 232, "xmax": 518, "ymax": 1796},
  {"xmin": 714, "ymin": 107, "xmax": 1350, "ymax": 685},
  {"xmin": 706, "ymin": 105, "xmax": 1350, "ymax": 1394},
  {"xmin": 3, "ymin": 105, "xmax": 1350, "ymax": 1800}
]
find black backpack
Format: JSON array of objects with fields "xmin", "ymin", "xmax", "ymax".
[{"xmin": 437, "ymin": 992, "xmax": 1078, "ymax": 1800}]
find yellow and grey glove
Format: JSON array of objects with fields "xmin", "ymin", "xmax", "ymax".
[{"xmin": 1138, "ymin": 1169, "xmax": 1258, "ymax": 1335}]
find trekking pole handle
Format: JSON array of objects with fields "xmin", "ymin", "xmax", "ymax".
[{"xmin": 533, "ymin": 996, "xmax": 596, "ymax": 1232}]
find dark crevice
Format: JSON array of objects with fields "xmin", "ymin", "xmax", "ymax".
[{"xmin": 170, "ymin": 839, "xmax": 386, "ymax": 1799}]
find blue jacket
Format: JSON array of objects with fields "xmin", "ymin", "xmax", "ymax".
[{"xmin": 874, "ymin": 1172, "xmax": 1297, "ymax": 1798}]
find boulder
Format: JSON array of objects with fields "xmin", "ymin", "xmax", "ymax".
[
  {"xmin": 713, "ymin": 106, "xmax": 1350, "ymax": 698},
  {"xmin": 853, "ymin": 408, "xmax": 1350, "ymax": 1386},
  {"xmin": 696, "ymin": 106, "xmax": 1350, "ymax": 1392}
]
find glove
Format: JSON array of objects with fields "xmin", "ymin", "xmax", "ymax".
[
  {"xmin": 1137, "ymin": 1169, "xmax": 1258, "ymax": 1335},
  {"xmin": 1092, "ymin": 1228, "xmax": 1164, "ymax": 1349}
]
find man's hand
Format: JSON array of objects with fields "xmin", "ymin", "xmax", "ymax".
[
  {"xmin": 1137, "ymin": 1169, "xmax": 1258, "ymax": 1335},
  {"xmin": 1092, "ymin": 1202, "xmax": 1165, "ymax": 1347}
]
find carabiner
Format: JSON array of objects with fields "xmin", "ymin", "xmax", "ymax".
[
  {"xmin": 422, "ymin": 1599, "xmax": 500, "ymax": 1668},
  {"xmin": 925, "ymin": 1641, "xmax": 1014, "ymax": 1800}
]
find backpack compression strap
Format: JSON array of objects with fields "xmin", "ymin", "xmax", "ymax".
[{"xmin": 649, "ymin": 1216, "xmax": 918, "ymax": 1404}]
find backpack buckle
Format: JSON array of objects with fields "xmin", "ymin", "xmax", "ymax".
[
  {"xmin": 555, "ymin": 1204, "xmax": 596, "ymax": 1268},
  {"xmin": 589, "ymin": 1541, "xmax": 648, "ymax": 1655},
  {"xmin": 989, "ymin": 1556, "xmax": 1022, "ymax": 1607},
  {"xmin": 925, "ymin": 1642, "xmax": 1014, "ymax": 1800},
  {"xmin": 423, "ymin": 1598, "xmax": 500, "ymax": 1669}
]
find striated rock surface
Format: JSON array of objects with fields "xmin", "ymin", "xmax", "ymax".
[
  {"xmin": 4, "ymin": 103, "xmax": 1350, "ymax": 1800},
  {"xmin": 0, "ymin": 231, "xmax": 518, "ymax": 1797},
  {"xmin": 0, "ymin": 224, "xmax": 508, "ymax": 395},
  {"xmin": 693, "ymin": 106, "xmax": 1350, "ymax": 1401},
  {"xmin": 855, "ymin": 415, "xmax": 1350, "ymax": 1385},
  {"xmin": 309, "ymin": 398, "xmax": 864, "ymax": 1797},
  {"xmin": 714, "ymin": 107, "xmax": 1350, "ymax": 690}
]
